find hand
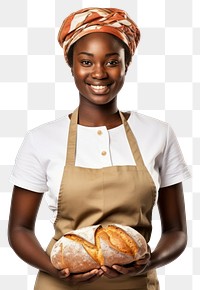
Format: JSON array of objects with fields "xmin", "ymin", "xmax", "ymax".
[
  {"xmin": 101, "ymin": 252, "xmax": 151, "ymax": 279},
  {"xmin": 57, "ymin": 268, "xmax": 104, "ymax": 286}
]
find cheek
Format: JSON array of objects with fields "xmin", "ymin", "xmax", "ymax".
[
  {"xmin": 115, "ymin": 69, "xmax": 126, "ymax": 82},
  {"xmin": 115, "ymin": 70, "xmax": 126, "ymax": 89},
  {"xmin": 72, "ymin": 67, "xmax": 88, "ymax": 92},
  {"xmin": 73, "ymin": 65, "xmax": 88, "ymax": 80},
  {"xmin": 113, "ymin": 63, "xmax": 126, "ymax": 79},
  {"xmin": 120, "ymin": 64, "xmax": 127, "ymax": 77}
]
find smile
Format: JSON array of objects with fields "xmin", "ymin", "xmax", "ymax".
[
  {"xmin": 89, "ymin": 84, "xmax": 110, "ymax": 94},
  {"xmin": 91, "ymin": 85, "xmax": 108, "ymax": 90}
]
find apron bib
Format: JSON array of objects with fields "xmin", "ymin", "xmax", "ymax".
[{"xmin": 34, "ymin": 108, "xmax": 159, "ymax": 290}]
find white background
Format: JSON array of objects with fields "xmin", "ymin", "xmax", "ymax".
[{"xmin": 0, "ymin": 0, "xmax": 199, "ymax": 289}]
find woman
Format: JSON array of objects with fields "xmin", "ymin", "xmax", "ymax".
[{"xmin": 8, "ymin": 7, "xmax": 190, "ymax": 290}]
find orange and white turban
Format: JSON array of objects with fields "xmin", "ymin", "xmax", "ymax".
[{"xmin": 58, "ymin": 7, "xmax": 140, "ymax": 63}]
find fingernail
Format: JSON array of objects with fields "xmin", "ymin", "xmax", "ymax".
[
  {"xmin": 99, "ymin": 270, "xmax": 104, "ymax": 275},
  {"xmin": 64, "ymin": 270, "xmax": 70, "ymax": 277},
  {"xmin": 64, "ymin": 269, "xmax": 70, "ymax": 276}
]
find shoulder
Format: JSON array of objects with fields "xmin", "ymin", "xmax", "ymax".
[
  {"xmin": 128, "ymin": 111, "xmax": 168, "ymax": 129},
  {"xmin": 126, "ymin": 111, "xmax": 173, "ymax": 152},
  {"xmin": 127, "ymin": 111, "xmax": 169, "ymax": 136},
  {"xmin": 27, "ymin": 112, "xmax": 71, "ymax": 140},
  {"xmin": 30, "ymin": 113, "xmax": 71, "ymax": 134},
  {"xmin": 22, "ymin": 112, "xmax": 72, "ymax": 154}
]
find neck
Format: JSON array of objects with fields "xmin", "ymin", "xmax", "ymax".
[{"xmin": 78, "ymin": 99, "xmax": 121, "ymax": 129}]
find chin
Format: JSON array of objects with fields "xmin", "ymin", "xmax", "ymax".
[{"xmin": 83, "ymin": 95, "xmax": 115, "ymax": 106}]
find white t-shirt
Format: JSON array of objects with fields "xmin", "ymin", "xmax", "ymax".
[{"xmin": 10, "ymin": 111, "xmax": 190, "ymax": 222}]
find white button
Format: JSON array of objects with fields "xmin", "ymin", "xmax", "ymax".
[
  {"xmin": 101, "ymin": 151, "xmax": 107, "ymax": 156},
  {"xmin": 97, "ymin": 130, "xmax": 103, "ymax": 135}
]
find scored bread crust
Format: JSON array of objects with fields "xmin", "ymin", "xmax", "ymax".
[{"xmin": 50, "ymin": 224, "xmax": 147, "ymax": 273}]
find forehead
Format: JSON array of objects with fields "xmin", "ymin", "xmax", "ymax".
[{"xmin": 73, "ymin": 32, "xmax": 125, "ymax": 53}]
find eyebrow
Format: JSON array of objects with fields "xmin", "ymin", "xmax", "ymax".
[{"xmin": 78, "ymin": 52, "xmax": 120, "ymax": 57}]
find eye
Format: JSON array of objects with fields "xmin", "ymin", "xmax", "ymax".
[
  {"xmin": 106, "ymin": 60, "xmax": 120, "ymax": 67},
  {"xmin": 80, "ymin": 60, "xmax": 92, "ymax": 67}
]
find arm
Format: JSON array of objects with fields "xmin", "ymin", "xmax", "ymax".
[
  {"xmin": 148, "ymin": 182, "xmax": 187, "ymax": 270},
  {"xmin": 102, "ymin": 182, "xmax": 187, "ymax": 277},
  {"xmin": 8, "ymin": 186, "xmax": 103, "ymax": 285},
  {"xmin": 8, "ymin": 185, "xmax": 58, "ymax": 277}
]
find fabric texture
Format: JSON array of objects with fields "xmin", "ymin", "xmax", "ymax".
[
  {"xmin": 10, "ymin": 111, "xmax": 191, "ymax": 222},
  {"xmin": 57, "ymin": 7, "xmax": 140, "ymax": 63},
  {"xmin": 34, "ymin": 108, "xmax": 159, "ymax": 289}
]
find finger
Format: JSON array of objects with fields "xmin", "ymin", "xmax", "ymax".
[
  {"xmin": 135, "ymin": 251, "xmax": 151, "ymax": 265},
  {"xmin": 68, "ymin": 269, "xmax": 101, "ymax": 285},
  {"xmin": 135, "ymin": 259, "xmax": 148, "ymax": 265},
  {"xmin": 132, "ymin": 261, "xmax": 150, "ymax": 275},
  {"xmin": 77, "ymin": 269, "xmax": 99, "ymax": 281},
  {"xmin": 82, "ymin": 269, "xmax": 104, "ymax": 284},
  {"xmin": 140, "ymin": 252, "xmax": 150, "ymax": 260},
  {"xmin": 112, "ymin": 264, "xmax": 145, "ymax": 277},
  {"xmin": 135, "ymin": 258, "xmax": 149, "ymax": 265},
  {"xmin": 112, "ymin": 265, "xmax": 130, "ymax": 275},
  {"xmin": 59, "ymin": 268, "xmax": 70, "ymax": 278},
  {"xmin": 101, "ymin": 266, "xmax": 121, "ymax": 279}
]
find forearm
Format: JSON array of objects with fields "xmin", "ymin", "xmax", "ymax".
[
  {"xmin": 148, "ymin": 230, "xmax": 187, "ymax": 271},
  {"xmin": 8, "ymin": 227, "xmax": 58, "ymax": 277}
]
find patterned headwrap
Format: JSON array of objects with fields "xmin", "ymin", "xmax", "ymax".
[{"xmin": 58, "ymin": 7, "xmax": 140, "ymax": 64}]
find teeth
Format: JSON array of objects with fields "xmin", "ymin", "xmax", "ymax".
[{"xmin": 91, "ymin": 85, "xmax": 107, "ymax": 89}]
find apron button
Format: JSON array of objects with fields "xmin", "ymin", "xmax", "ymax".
[
  {"xmin": 97, "ymin": 130, "xmax": 103, "ymax": 135},
  {"xmin": 101, "ymin": 150, "xmax": 107, "ymax": 156}
]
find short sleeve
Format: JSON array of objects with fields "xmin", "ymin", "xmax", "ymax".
[
  {"xmin": 159, "ymin": 124, "xmax": 191, "ymax": 188},
  {"xmin": 10, "ymin": 131, "xmax": 48, "ymax": 193}
]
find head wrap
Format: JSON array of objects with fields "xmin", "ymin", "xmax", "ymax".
[{"xmin": 58, "ymin": 7, "xmax": 140, "ymax": 64}]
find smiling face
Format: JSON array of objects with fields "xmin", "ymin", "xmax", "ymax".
[{"xmin": 71, "ymin": 32, "xmax": 127, "ymax": 107}]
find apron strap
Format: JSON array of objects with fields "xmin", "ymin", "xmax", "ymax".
[
  {"xmin": 65, "ymin": 107, "xmax": 78, "ymax": 165},
  {"xmin": 119, "ymin": 111, "xmax": 145, "ymax": 167},
  {"xmin": 66, "ymin": 108, "xmax": 145, "ymax": 167}
]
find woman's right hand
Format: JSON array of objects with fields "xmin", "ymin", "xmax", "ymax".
[{"xmin": 57, "ymin": 268, "xmax": 104, "ymax": 286}]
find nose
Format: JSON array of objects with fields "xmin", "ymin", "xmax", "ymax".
[{"xmin": 91, "ymin": 64, "xmax": 108, "ymax": 79}]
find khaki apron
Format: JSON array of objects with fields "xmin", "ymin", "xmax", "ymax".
[{"xmin": 34, "ymin": 108, "xmax": 159, "ymax": 290}]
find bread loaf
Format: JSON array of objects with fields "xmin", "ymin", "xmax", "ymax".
[{"xmin": 50, "ymin": 224, "xmax": 147, "ymax": 273}]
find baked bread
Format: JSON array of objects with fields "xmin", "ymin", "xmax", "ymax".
[{"xmin": 50, "ymin": 224, "xmax": 148, "ymax": 273}]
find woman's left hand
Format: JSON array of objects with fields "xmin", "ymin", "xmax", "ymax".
[{"xmin": 101, "ymin": 252, "xmax": 151, "ymax": 279}]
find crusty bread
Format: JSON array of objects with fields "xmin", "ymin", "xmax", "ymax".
[{"xmin": 50, "ymin": 224, "xmax": 147, "ymax": 273}]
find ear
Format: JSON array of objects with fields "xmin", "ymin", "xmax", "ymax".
[{"xmin": 125, "ymin": 64, "xmax": 128, "ymax": 75}]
